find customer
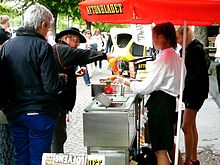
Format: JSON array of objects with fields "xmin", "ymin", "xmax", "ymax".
[
  {"xmin": 76, "ymin": 29, "xmax": 92, "ymax": 86},
  {"xmin": 214, "ymin": 27, "xmax": 220, "ymax": 62},
  {"xmin": 110, "ymin": 22, "xmax": 184, "ymax": 165},
  {"xmin": 92, "ymin": 28, "xmax": 104, "ymax": 72},
  {"xmin": 2, "ymin": 4, "xmax": 65, "ymax": 165},
  {"xmin": 84, "ymin": 29, "xmax": 98, "ymax": 77},
  {"xmin": 51, "ymin": 27, "xmax": 112, "ymax": 153},
  {"xmin": 176, "ymin": 26, "xmax": 209, "ymax": 165},
  {"xmin": 0, "ymin": 15, "xmax": 11, "ymax": 48},
  {"xmin": 0, "ymin": 14, "xmax": 14, "ymax": 165}
]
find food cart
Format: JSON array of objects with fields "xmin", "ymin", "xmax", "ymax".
[{"xmin": 83, "ymin": 84, "xmax": 144, "ymax": 165}]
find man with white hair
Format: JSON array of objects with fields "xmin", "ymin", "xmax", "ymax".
[{"xmin": 1, "ymin": 4, "xmax": 64, "ymax": 165}]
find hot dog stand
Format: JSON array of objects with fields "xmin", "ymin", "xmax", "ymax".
[{"xmin": 83, "ymin": 84, "xmax": 144, "ymax": 165}]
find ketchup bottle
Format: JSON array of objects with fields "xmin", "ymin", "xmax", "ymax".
[{"xmin": 104, "ymin": 80, "xmax": 113, "ymax": 94}]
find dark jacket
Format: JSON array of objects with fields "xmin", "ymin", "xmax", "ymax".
[
  {"xmin": 53, "ymin": 41, "xmax": 107, "ymax": 112},
  {"xmin": 3, "ymin": 27, "xmax": 64, "ymax": 120},
  {"xmin": 0, "ymin": 28, "xmax": 10, "ymax": 45},
  {"xmin": 182, "ymin": 39, "xmax": 209, "ymax": 101}
]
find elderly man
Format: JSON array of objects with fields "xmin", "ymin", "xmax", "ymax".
[
  {"xmin": 2, "ymin": 4, "xmax": 65, "ymax": 165},
  {"xmin": 51, "ymin": 27, "xmax": 112, "ymax": 152}
]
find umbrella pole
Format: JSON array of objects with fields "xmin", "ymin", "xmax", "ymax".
[{"xmin": 174, "ymin": 20, "xmax": 187, "ymax": 165}]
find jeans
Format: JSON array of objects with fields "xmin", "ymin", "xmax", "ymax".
[
  {"xmin": 9, "ymin": 113, "xmax": 56, "ymax": 165},
  {"xmin": 83, "ymin": 68, "xmax": 91, "ymax": 85},
  {"xmin": 51, "ymin": 112, "xmax": 67, "ymax": 153}
]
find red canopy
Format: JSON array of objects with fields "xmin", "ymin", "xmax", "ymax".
[
  {"xmin": 79, "ymin": 0, "xmax": 220, "ymax": 25},
  {"xmin": 134, "ymin": 0, "xmax": 220, "ymax": 26}
]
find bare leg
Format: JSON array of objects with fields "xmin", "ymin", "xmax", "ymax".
[
  {"xmin": 182, "ymin": 108, "xmax": 197, "ymax": 165},
  {"xmin": 155, "ymin": 150, "xmax": 170, "ymax": 165},
  {"xmin": 191, "ymin": 116, "xmax": 198, "ymax": 161},
  {"xmin": 169, "ymin": 143, "xmax": 184, "ymax": 165}
]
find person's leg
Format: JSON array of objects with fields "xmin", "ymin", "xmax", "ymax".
[
  {"xmin": 182, "ymin": 109, "xmax": 197, "ymax": 165},
  {"xmin": 155, "ymin": 150, "xmax": 170, "ymax": 165},
  {"xmin": 28, "ymin": 114, "xmax": 56, "ymax": 165},
  {"xmin": 99, "ymin": 60, "xmax": 102, "ymax": 70},
  {"xmin": 191, "ymin": 114, "xmax": 198, "ymax": 161},
  {"xmin": 94, "ymin": 61, "xmax": 97, "ymax": 68},
  {"xmin": 83, "ymin": 67, "xmax": 91, "ymax": 85},
  {"xmin": 87, "ymin": 64, "xmax": 93, "ymax": 78},
  {"xmin": 51, "ymin": 113, "xmax": 67, "ymax": 153},
  {"xmin": 169, "ymin": 143, "xmax": 183, "ymax": 165},
  {"xmin": 9, "ymin": 114, "xmax": 29, "ymax": 165}
]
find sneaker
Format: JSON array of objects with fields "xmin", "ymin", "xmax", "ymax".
[
  {"xmin": 86, "ymin": 84, "xmax": 90, "ymax": 86},
  {"xmin": 191, "ymin": 160, "xmax": 200, "ymax": 165}
]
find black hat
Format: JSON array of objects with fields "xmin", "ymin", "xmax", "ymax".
[{"xmin": 55, "ymin": 27, "xmax": 86, "ymax": 43}]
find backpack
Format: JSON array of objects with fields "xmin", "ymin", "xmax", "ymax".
[{"xmin": 0, "ymin": 44, "xmax": 13, "ymax": 111}]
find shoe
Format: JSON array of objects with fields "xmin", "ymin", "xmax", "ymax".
[
  {"xmin": 86, "ymin": 84, "xmax": 90, "ymax": 86},
  {"xmin": 191, "ymin": 160, "xmax": 200, "ymax": 165}
]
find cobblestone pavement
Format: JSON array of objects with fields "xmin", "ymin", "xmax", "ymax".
[{"xmin": 64, "ymin": 67, "xmax": 220, "ymax": 164}]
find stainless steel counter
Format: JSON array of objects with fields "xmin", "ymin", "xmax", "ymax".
[
  {"xmin": 84, "ymin": 94, "xmax": 136, "ymax": 112},
  {"xmin": 83, "ymin": 94, "xmax": 139, "ymax": 165}
]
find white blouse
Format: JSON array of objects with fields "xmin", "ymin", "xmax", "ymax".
[{"xmin": 130, "ymin": 48, "xmax": 185, "ymax": 97}]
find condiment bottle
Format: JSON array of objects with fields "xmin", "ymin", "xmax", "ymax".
[{"xmin": 104, "ymin": 80, "xmax": 113, "ymax": 94}]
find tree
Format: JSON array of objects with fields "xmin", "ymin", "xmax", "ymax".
[
  {"xmin": 0, "ymin": 3, "xmax": 16, "ymax": 16},
  {"xmin": 23, "ymin": 0, "xmax": 82, "ymax": 33}
]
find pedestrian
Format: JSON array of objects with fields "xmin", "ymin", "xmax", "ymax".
[
  {"xmin": 0, "ymin": 15, "xmax": 11, "ymax": 48},
  {"xmin": 51, "ymin": 27, "xmax": 112, "ymax": 153},
  {"xmin": 76, "ymin": 29, "xmax": 92, "ymax": 86},
  {"xmin": 92, "ymin": 28, "xmax": 105, "ymax": 72},
  {"xmin": 2, "ymin": 4, "xmax": 65, "ymax": 165},
  {"xmin": 176, "ymin": 26, "xmax": 209, "ymax": 165},
  {"xmin": 84, "ymin": 29, "xmax": 98, "ymax": 77},
  {"xmin": 214, "ymin": 27, "xmax": 220, "ymax": 62},
  {"xmin": 0, "ymin": 14, "xmax": 14, "ymax": 165},
  {"xmin": 110, "ymin": 22, "xmax": 185, "ymax": 165}
]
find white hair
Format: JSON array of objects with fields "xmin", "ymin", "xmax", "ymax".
[{"xmin": 23, "ymin": 4, "xmax": 53, "ymax": 30}]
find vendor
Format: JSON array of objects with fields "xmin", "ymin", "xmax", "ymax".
[{"xmin": 109, "ymin": 22, "xmax": 185, "ymax": 165}]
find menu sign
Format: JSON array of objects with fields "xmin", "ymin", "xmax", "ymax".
[
  {"xmin": 41, "ymin": 153, "xmax": 105, "ymax": 165},
  {"xmin": 86, "ymin": 4, "xmax": 123, "ymax": 15}
]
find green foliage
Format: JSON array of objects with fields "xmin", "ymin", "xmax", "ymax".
[
  {"xmin": 0, "ymin": 3, "xmax": 15, "ymax": 16},
  {"xmin": 30, "ymin": 0, "xmax": 82, "ymax": 21},
  {"xmin": 91, "ymin": 22, "xmax": 129, "ymax": 32},
  {"xmin": 1, "ymin": 0, "xmax": 129, "ymax": 33}
]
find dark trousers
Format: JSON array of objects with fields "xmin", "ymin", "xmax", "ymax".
[
  {"xmin": 94, "ymin": 60, "xmax": 102, "ymax": 69},
  {"xmin": 216, "ymin": 63, "xmax": 220, "ymax": 92},
  {"xmin": 51, "ymin": 113, "xmax": 67, "ymax": 153}
]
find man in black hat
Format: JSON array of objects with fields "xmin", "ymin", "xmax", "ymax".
[{"xmin": 51, "ymin": 27, "xmax": 112, "ymax": 152}]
